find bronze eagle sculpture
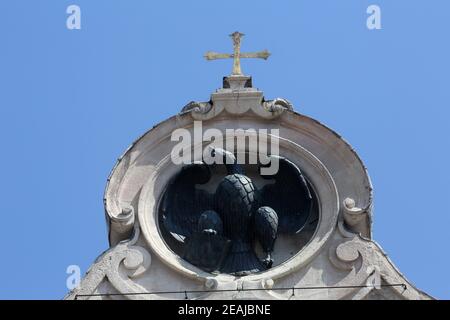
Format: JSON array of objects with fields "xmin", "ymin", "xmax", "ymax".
[{"xmin": 161, "ymin": 148, "xmax": 313, "ymax": 275}]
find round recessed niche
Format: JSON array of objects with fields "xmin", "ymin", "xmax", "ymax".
[{"xmin": 158, "ymin": 161, "xmax": 320, "ymax": 275}]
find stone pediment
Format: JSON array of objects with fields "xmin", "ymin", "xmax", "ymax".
[{"xmin": 65, "ymin": 73, "xmax": 432, "ymax": 300}]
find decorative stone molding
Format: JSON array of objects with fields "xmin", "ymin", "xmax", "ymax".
[
  {"xmin": 180, "ymin": 101, "xmax": 212, "ymax": 116},
  {"xmin": 66, "ymin": 224, "xmax": 152, "ymax": 300},
  {"xmin": 181, "ymin": 76, "xmax": 291, "ymax": 120},
  {"xmin": 137, "ymin": 134, "xmax": 339, "ymax": 285},
  {"xmin": 342, "ymin": 197, "xmax": 371, "ymax": 235},
  {"xmin": 263, "ymin": 98, "xmax": 293, "ymax": 113}
]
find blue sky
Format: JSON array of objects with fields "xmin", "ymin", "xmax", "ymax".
[{"xmin": 0, "ymin": 0, "xmax": 449, "ymax": 299}]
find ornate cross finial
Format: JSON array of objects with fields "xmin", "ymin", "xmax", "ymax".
[{"xmin": 204, "ymin": 31, "xmax": 270, "ymax": 76}]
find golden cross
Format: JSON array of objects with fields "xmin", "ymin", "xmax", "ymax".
[{"xmin": 204, "ymin": 32, "xmax": 270, "ymax": 76}]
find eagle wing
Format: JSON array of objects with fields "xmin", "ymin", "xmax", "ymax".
[
  {"xmin": 160, "ymin": 162, "xmax": 214, "ymax": 243},
  {"xmin": 259, "ymin": 156, "xmax": 313, "ymax": 234}
]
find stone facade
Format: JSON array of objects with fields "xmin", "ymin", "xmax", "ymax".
[{"xmin": 65, "ymin": 75, "xmax": 432, "ymax": 300}]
